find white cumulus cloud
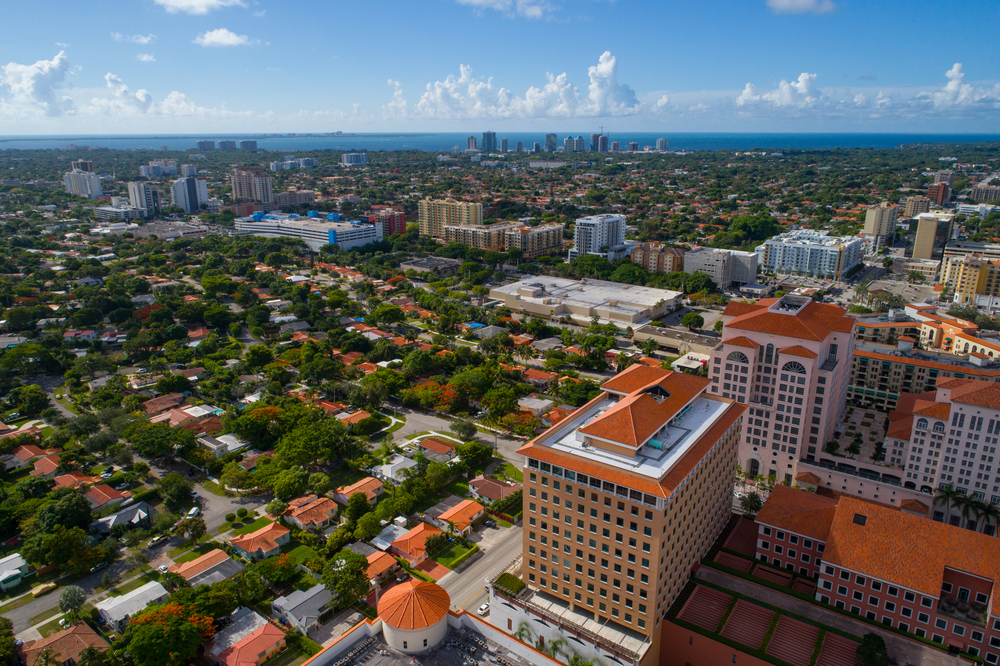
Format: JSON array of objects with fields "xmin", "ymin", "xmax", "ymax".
[
  {"xmin": 0, "ymin": 50, "xmax": 75, "ymax": 117},
  {"xmin": 656, "ymin": 95, "xmax": 670, "ymax": 108},
  {"xmin": 454, "ymin": 0, "xmax": 554, "ymax": 19},
  {"xmin": 112, "ymin": 33, "xmax": 156, "ymax": 44},
  {"xmin": 136, "ymin": 54, "xmax": 156, "ymax": 62},
  {"xmin": 194, "ymin": 28, "xmax": 253, "ymax": 47},
  {"xmin": 91, "ymin": 73, "xmax": 154, "ymax": 115},
  {"xmin": 737, "ymin": 72, "xmax": 821, "ymax": 107},
  {"xmin": 154, "ymin": 0, "xmax": 246, "ymax": 14},
  {"xmin": 766, "ymin": 0, "xmax": 835, "ymax": 14}
]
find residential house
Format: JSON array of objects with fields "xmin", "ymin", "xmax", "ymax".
[
  {"xmin": 54, "ymin": 471, "xmax": 100, "ymax": 489},
  {"xmin": 198, "ymin": 433, "xmax": 250, "ymax": 458},
  {"xmin": 0, "ymin": 553, "xmax": 29, "ymax": 591},
  {"xmin": 20, "ymin": 622, "xmax": 109, "ymax": 666},
  {"xmin": 272, "ymin": 583, "xmax": 332, "ymax": 635},
  {"xmin": 374, "ymin": 455, "xmax": 418, "ymax": 483},
  {"xmin": 90, "ymin": 501, "xmax": 154, "ymax": 535},
  {"xmin": 240, "ymin": 451, "xmax": 273, "ymax": 472},
  {"xmin": 468, "ymin": 475, "xmax": 520, "ymax": 503},
  {"xmin": 333, "ymin": 477, "xmax": 384, "ymax": 505},
  {"xmin": 30, "ymin": 454, "xmax": 61, "ymax": 478},
  {"xmin": 280, "ymin": 321, "xmax": 311, "ymax": 335},
  {"xmin": 337, "ymin": 410, "xmax": 372, "ymax": 427},
  {"xmin": 168, "ymin": 549, "xmax": 245, "ymax": 586},
  {"xmin": 523, "ymin": 368, "xmax": 558, "ymax": 390},
  {"xmin": 371, "ymin": 524, "xmax": 409, "ymax": 552},
  {"xmin": 84, "ymin": 484, "xmax": 132, "ymax": 511},
  {"xmin": 391, "ymin": 523, "xmax": 443, "ymax": 565},
  {"xmin": 517, "ymin": 396, "xmax": 555, "ymax": 416},
  {"xmin": 94, "ymin": 581, "xmax": 168, "ymax": 632},
  {"xmin": 283, "ymin": 495, "xmax": 338, "ymax": 531},
  {"xmin": 10, "ymin": 444, "xmax": 50, "ymax": 466},
  {"xmin": 367, "ymin": 551, "xmax": 398, "ymax": 583},
  {"xmin": 141, "ymin": 392, "xmax": 185, "ymax": 416},
  {"xmin": 230, "ymin": 522, "xmax": 290, "ymax": 561},
  {"xmin": 418, "ymin": 437, "xmax": 457, "ymax": 462},
  {"xmin": 209, "ymin": 607, "xmax": 285, "ymax": 666},
  {"xmin": 430, "ymin": 499, "xmax": 484, "ymax": 537}
]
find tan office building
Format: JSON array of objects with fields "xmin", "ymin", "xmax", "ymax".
[
  {"xmin": 862, "ymin": 203, "xmax": 897, "ymax": 244},
  {"xmin": 940, "ymin": 254, "xmax": 1000, "ymax": 304},
  {"xmin": 418, "ymin": 198, "xmax": 483, "ymax": 238},
  {"xmin": 443, "ymin": 222, "xmax": 517, "ymax": 251},
  {"xmin": 910, "ymin": 213, "xmax": 954, "ymax": 260},
  {"xmin": 504, "ymin": 224, "xmax": 564, "ymax": 259},
  {"xmin": 511, "ymin": 365, "xmax": 745, "ymax": 666},
  {"xmin": 630, "ymin": 243, "xmax": 685, "ymax": 273},
  {"xmin": 903, "ymin": 196, "xmax": 931, "ymax": 218}
]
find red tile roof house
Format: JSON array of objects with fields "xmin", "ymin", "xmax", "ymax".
[
  {"xmin": 432, "ymin": 499, "xmax": 485, "ymax": 537},
  {"xmin": 367, "ymin": 551, "xmax": 399, "ymax": 583},
  {"xmin": 283, "ymin": 495, "xmax": 338, "ymax": 530},
  {"xmin": 418, "ymin": 437, "xmax": 457, "ymax": 461},
  {"xmin": 19, "ymin": 622, "xmax": 109, "ymax": 666},
  {"xmin": 53, "ymin": 471, "xmax": 100, "ymax": 489},
  {"xmin": 230, "ymin": 522, "xmax": 291, "ymax": 561},
  {"xmin": 391, "ymin": 523, "xmax": 443, "ymax": 565},
  {"xmin": 218, "ymin": 624, "xmax": 286, "ymax": 666},
  {"xmin": 84, "ymin": 484, "xmax": 132, "ymax": 510},
  {"xmin": 332, "ymin": 477, "xmax": 384, "ymax": 506},
  {"xmin": 10, "ymin": 444, "xmax": 51, "ymax": 465},
  {"xmin": 468, "ymin": 475, "xmax": 520, "ymax": 503},
  {"xmin": 755, "ymin": 485, "xmax": 1000, "ymax": 658},
  {"xmin": 140, "ymin": 392, "xmax": 185, "ymax": 416},
  {"xmin": 30, "ymin": 454, "xmax": 61, "ymax": 478}
]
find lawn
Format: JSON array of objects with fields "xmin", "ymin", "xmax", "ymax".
[
  {"xmin": 500, "ymin": 462, "xmax": 523, "ymax": 483},
  {"xmin": 328, "ymin": 468, "xmax": 368, "ymax": 491},
  {"xmin": 201, "ymin": 480, "xmax": 227, "ymax": 496},
  {"xmin": 109, "ymin": 572, "xmax": 163, "ymax": 597},
  {"xmin": 173, "ymin": 543, "xmax": 219, "ymax": 564},
  {"xmin": 445, "ymin": 478, "xmax": 471, "ymax": 498},
  {"xmin": 281, "ymin": 542, "xmax": 319, "ymax": 566},
  {"xmin": 432, "ymin": 541, "xmax": 478, "ymax": 570},
  {"xmin": 28, "ymin": 605, "xmax": 62, "ymax": 627},
  {"xmin": 167, "ymin": 535, "xmax": 212, "ymax": 559},
  {"xmin": 230, "ymin": 516, "xmax": 273, "ymax": 535}
]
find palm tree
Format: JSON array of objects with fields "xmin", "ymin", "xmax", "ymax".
[
  {"xmin": 961, "ymin": 496, "xmax": 986, "ymax": 531},
  {"xmin": 979, "ymin": 502, "xmax": 1000, "ymax": 536},
  {"xmin": 514, "ymin": 622, "xmax": 533, "ymax": 643},
  {"xmin": 740, "ymin": 492, "xmax": 763, "ymax": 517},
  {"xmin": 934, "ymin": 484, "xmax": 962, "ymax": 523}
]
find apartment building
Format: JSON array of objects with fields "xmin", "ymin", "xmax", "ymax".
[
  {"xmin": 928, "ymin": 182, "xmax": 952, "ymax": 206},
  {"xmin": 940, "ymin": 255, "xmax": 1000, "ymax": 305},
  {"xmin": 127, "ymin": 181, "xmax": 161, "ymax": 217},
  {"xmin": 503, "ymin": 364, "xmax": 745, "ymax": 666},
  {"xmin": 971, "ymin": 187, "xmax": 1000, "ymax": 203},
  {"xmin": 630, "ymin": 243, "xmax": 685, "ymax": 274},
  {"xmin": 946, "ymin": 241, "xmax": 1000, "ymax": 264},
  {"xmin": 418, "ymin": 198, "xmax": 483, "ymax": 238},
  {"xmin": 63, "ymin": 169, "xmax": 102, "ymax": 199},
  {"xmin": 505, "ymin": 224, "xmax": 565, "ymax": 259},
  {"xmin": 568, "ymin": 214, "xmax": 627, "ymax": 261},
  {"xmin": 756, "ymin": 230, "xmax": 863, "ymax": 280},
  {"xmin": 71, "ymin": 159, "xmax": 94, "ymax": 172},
  {"xmin": 684, "ymin": 248, "xmax": 758, "ymax": 290},
  {"xmin": 708, "ymin": 295, "xmax": 856, "ymax": 483},
  {"xmin": 755, "ymin": 485, "xmax": 1000, "ymax": 663},
  {"xmin": 171, "ymin": 177, "xmax": 209, "ymax": 215},
  {"xmin": 341, "ymin": 153, "xmax": 367, "ymax": 166},
  {"xmin": 863, "ymin": 203, "xmax": 898, "ymax": 245},
  {"xmin": 231, "ymin": 167, "xmax": 274, "ymax": 206},
  {"xmin": 363, "ymin": 209, "xmax": 406, "ymax": 236},
  {"xmin": 904, "ymin": 196, "xmax": 931, "ymax": 218},
  {"xmin": 443, "ymin": 222, "xmax": 518, "ymax": 251}
]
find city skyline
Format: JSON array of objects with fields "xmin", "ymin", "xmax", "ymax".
[{"xmin": 1, "ymin": 0, "xmax": 998, "ymax": 134}]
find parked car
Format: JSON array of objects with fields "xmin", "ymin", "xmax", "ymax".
[
  {"xmin": 186, "ymin": 506, "xmax": 200, "ymax": 519},
  {"xmin": 395, "ymin": 573, "xmax": 410, "ymax": 583},
  {"xmin": 90, "ymin": 561, "xmax": 108, "ymax": 573},
  {"xmin": 148, "ymin": 536, "xmax": 167, "ymax": 547},
  {"xmin": 477, "ymin": 603, "xmax": 490, "ymax": 616},
  {"xmin": 115, "ymin": 483, "xmax": 130, "ymax": 491},
  {"xmin": 157, "ymin": 565, "xmax": 169, "ymax": 574},
  {"xmin": 483, "ymin": 520, "xmax": 497, "ymax": 529}
]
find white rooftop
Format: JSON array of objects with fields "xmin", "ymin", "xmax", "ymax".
[
  {"xmin": 94, "ymin": 581, "xmax": 167, "ymax": 622},
  {"xmin": 492, "ymin": 276, "xmax": 682, "ymax": 315}
]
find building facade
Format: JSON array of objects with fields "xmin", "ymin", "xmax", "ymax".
[
  {"xmin": 684, "ymin": 248, "xmax": 759, "ymax": 290},
  {"xmin": 235, "ymin": 212, "xmax": 383, "ymax": 252},
  {"xmin": 708, "ymin": 295, "xmax": 856, "ymax": 483},
  {"xmin": 568, "ymin": 214, "xmax": 627, "ymax": 261},
  {"xmin": 63, "ymin": 170, "xmax": 103, "ymax": 198},
  {"xmin": 366, "ymin": 209, "xmax": 407, "ymax": 235},
  {"xmin": 127, "ymin": 181, "xmax": 161, "ymax": 217},
  {"xmin": 910, "ymin": 213, "xmax": 955, "ymax": 261},
  {"xmin": 904, "ymin": 196, "xmax": 931, "ymax": 218},
  {"xmin": 505, "ymin": 224, "xmax": 565, "ymax": 259},
  {"xmin": 516, "ymin": 364, "xmax": 746, "ymax": 666},
  {"xmin": 171, "ymin": 177, "xmax": 210, "ymax": 215},
  {"xmin": 928, "ymin": 182, "xmax": 951, "ymax": 206},
  {"xmin": 545, "ymin": 134, "xmax": 557, "ymax": 152},
  {"xmin": 863, "ymin": 203, "xmax": 898, "ymax": 245},
  {"xmin": 630, "ymin": 243, "xmax": 685, "ymax": 274},
  {"xmin": 655, "ymin": 138, "xmax": 669, "ymax": 150},
  {"xmin": 481, "ymin": 132, "xmax": 497, "ymax": 153},
  {"xmin": 940, "ymin": 255, "xmax": 1000, "ymax": 305},
  {"xmin": 341, "ymin": 153, "xmax": 367, "ymax": 166},
  {"xmin": 971, "ymin": 187, "xmax": 1000, "ymax": 204},
  {"xmin": 756, "ymin": 230, "xmax": 863, "ymax": 280},
  {"xmin": 443, "ymin": 223, "xmax": 518, "ymax": 251},
  {"xmin": 231, "ymin": 167, "xmax": 274, "ymax": 205},
  {"xmin": 418, "ymin": 198, "xmax": 484, "ymax": 238}
]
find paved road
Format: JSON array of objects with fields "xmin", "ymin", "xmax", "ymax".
[
  {"xmin": 438, "ymin": 525, "xmax": 523, "ymax": 614},
  {"xmin": 388, "ymin": 404, "xmax": 526, "ymax": 465}
]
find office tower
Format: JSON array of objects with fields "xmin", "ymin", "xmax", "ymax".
[
  {"xmin": 927, "ymin": 182, "xmax": 951, "ymax": 206},
  {"xmin": 196, "ymin": 140, "xmax": 216, "ymax": 150},
  {"xmin": 516, "ymin": 141, "xmax": 523, "ymax": 153},
  {"xmin": 568, "ymin": 214, "xmax": 627, "ymax": 261},
  {"xmin": 655, "ymin": 138, "xmax": 669, "ymax": 151},
  {"xmin": 533, "ymin": 142, "xmax": 541, "ymax": 153},
  {"xmin": 756, "ymin": 230, "xmax": 863, "ymax": 279},
  {"xmin": 597, "ymin": 135, "xmax": 608, "ymax": 152},
  {"xmin": 545, "ymin": 134, "xmax": 557, "ymax": 153},
  {"xmin": 341, "ymin": 153, "xmax": 368, "ymax": 166},
  {"xmin": 683, "ymin": 248, "xmax": 758, "ymax": 290},
  {"xmin": 239, "ymin": 140, "xmax": 257, "ymax": 150},
  {"xmin": 862, "ymin": 202, "xmax": 898, "ymax": 245},
  {"xmin": 218, "ymin": 140, "xmax": 237, "ymax": 151},
  {"xmin": 610, "ymin": 141, "xmax": 620, "ymax": 152},
  {"xmin": 417, "ymin": 198, "xmax": 483, "ymax": 238},
  {"xmin": 499, "ymin": 138, "xmax": 508, "ymax": 154},
  {"xmin": 709, "ymin": 294, "xmax": 855, "ymax": 483},
  {"xmin": 935, "ymin": 169, "xmax": 955, "ymax": 186},
  {"xmin": 481, "ymin": 131, "xmax": 496, "ymax": 153},
  {"xmin": 590, "ymin": 133, "xmax": 602, "ymax": 151},
  {"xmin": 511, "ymin": 364, "xmax": 746, "ymax": 666},
  {"xmin": 629, "ymin": 142, "xmax": 639, "ymax": 151},
  {"xmin": 468, "ymin": 136, "xmax": 478, "ymax": 151},
  {"xmin": 171, "ymin": 177, "xmax": 210, "ymax": 214},
  {"xmin": 71, "ymin": 159, "xmax": 94, "ymax": 173},
  {"xmin": 971, "ymin": 186, "xmax": 1000, "ymax": 203},
  {"xmin": 230, "ymin": 166, "xmax": 274, "ymax": 205},
  {"xmin": 504, "ymin": 224, "xmax": 565, "ymax": 258},
  {"xmin": 630, "ymin": 243, "xmax": 685, "ymax": 273},
  {"xmin": 909, "ymin": 213, "xmax": 955, "ymax": 260},
  {"xmin": 904, "ymin": 196, "xmax": 931, "ymax": 217},
  {"xmin": 127, "ymin": 181, "xmax": 161, "ymax": 217},
  {"xmin": 63, "ymin": 169, "xmax": 103, "ymax": 198},
  {"xmin": 139, "ymin": 165, "xmax": 162, "ymax": 178}
]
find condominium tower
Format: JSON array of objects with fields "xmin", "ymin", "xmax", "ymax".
[
  {"xmin": 862, "ymin": 203, "xmax": 898, "ymax": 245},
  {"xmin": 904, "ymin": 196, "xmax": 931, "ymax": 218},
  {"xmin": 756, "ymin": 230, "xmax": 863, "ymax": 280},
  {"xmin": 127, "ymin": 181, "xmax": 161, "ymax": 217},
  {"xmin": 545, "ymin": 134, "xmax": 557, "ymax": 153},
  {"xmin": 504, "ymin": 224, "xmax": 565, "ymax": 259},
  {"xmin": 504, "ymin": 364, "xmax": 746, "ymax": 666},
  {"xmin": 568, "ymin": 214, "xmax": 627, "ymax": 261},
  {"xmin": 63, "ymin": 169, "xmax": 102, "ymax": 198},
  {"xmin": 230, "ymin": 167, "xmax": 274, "ymax": 205},
  {"xmin": 417, "ymin": 198, "xmax": 483, "ymax": 238},
  {"xmin": 171, "ymin": 177, "xmax": 209, "ymax": 215},
  {"xmin": 481, "ymin": 132, "xmax": 497, "ymax": 153}
]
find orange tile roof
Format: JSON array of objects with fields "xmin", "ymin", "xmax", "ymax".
[
  {"xmin": 168, "ymin": 549, "xmax": 231, "ymax": 579},
  {"xmin": 912, "ymin": 401, "xmax": 951, "ymax": 419},
  {"xmin": 938, "ymin": 377, "xmax": 1000, "ymax": 409},
  {"xmin": 377, "ymin": 580, "xmax": 449, "ymax": 631},
  {"xmin": 284, "ymin": 495, "xmax": 338, "ymax": 527},
  {"xmin": 391, "ymin": 522, "xmax": 442, "ymax": 559},
  {"xmin": 336, "ymin": 477, "xmax": 383, "ymax": 502},
  {"xmin": 230, "ymin": 522, "xmax": 290, "ymax": 555},
  {"xmin": 854, "ymin": 349, "xmax": 1000, "ymax": 377},
  {"xmin": 779, "ymin": 346, "xmax": 818, "ymax": 359},
  {"xmin": 419, "ymin": 437, "xmax": 456, "ymax": 455},
  {"xmin": 722, "ymin": 299, "xmax": 854, "ymax": 342},
  {"xmin": 31, "ymin": 455, "xmax": 61, "ymax": 476},
  {"xmin": 721, "ymin": 336, "xmax": 760, "ymax": 349},
  {"xmin": 366, "ymin": 551, "xmax": 397, "ymax": 579},
  {"xmin": 218, "ymin": 623, "xmax": 286, "ymax": 666},
  {"xmin": 53, "ymin": 471, "xmax": 99, "ymax": 489},
  {"xmin": 600, "ymin": 364, "xmax": 672, "ymax": 395},
  {"xmin": 900, "ymin": 499, "xmax": 929, "ymax": 514},
  {"xmin": 794, "ymin": 472, "xmax": 822, "ymax": 485},
  {"xmin": 755, "ymin": 484, "xmax": 839, "ymax": 542},
  {"xmin": 85, "ymin": 484, "xmax": 131, "ymax": 506},
  {"xmin": 437, "ymin": 499, "xmax": 484, "ymax": 530},
  {"xmin": 340, "ymin": 410, "xmax": 372, "ymax": 425},
  {"xmin": 21, "ymin": 622, "xmax": 108, "ymax": 666}
]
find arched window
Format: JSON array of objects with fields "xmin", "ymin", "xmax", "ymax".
[
  {"xmin": 933, "ymin": 422, "xmax": 945, "ymax": 432},
  {"xmin": 727, "ymin": 351, "xmax": 749, "ymax": 364},
  {"xmin": 916, "ymin": 418, "xmax": 928, "ymax": 430},
  {"xmin": 965, "ymin": 343, "xmax": 971, "ymax": 353},
  {"xmin": 782, "ymin": 361, "xmax": 806, "ymax": 374},
  {"xmin": 764, "ymin": 344, "xmax": 775, "ymax": 365}
]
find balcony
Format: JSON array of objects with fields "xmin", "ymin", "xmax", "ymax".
[{"xmin": 938, "ymin": 595, "xmax": 988, "ymax": 628}]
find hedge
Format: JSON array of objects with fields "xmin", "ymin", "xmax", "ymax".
[{"xmin": 494, "ymin": 572, "xmax": 525, "ymax": 596}]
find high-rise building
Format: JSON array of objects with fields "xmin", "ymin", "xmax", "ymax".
[
  {"xmin": 655, "ymin": 138, "xmax": 669, "ymax": 151},
  {"xmin": 444, "ymin": 222, "xmax": 518, "ymax": 251},
  {"xmin": 629, "ymin": 142, "xmax": 639, "ymax": 151},
  {"xmin": 467, "ymin": 136, "xmax": 478, "ymax": 151},
  {"xmin": 590, "ymin": 133, "xmax": 602, "ymax": 151},
  {"xmin": 239, "ymin": 140, "xmax": 257, "ymax": 150},
  {"xmin": 709, "ymin": 294, "xmax": 856, "ymax": 482},
  {"xmin": 298, "ymin": 158, "xmax": 316, "ymax": 168},
  {"xmin": 862, "ymin": 202, "xmax": 898, "ymax": 245},
  {"xmin": 544, "ymin": 134, "xmax": 557, "ymax": 153},
  {"xmin": 909, "ymin": 212, "xmax": 955, "ymax": 261},
  {"xmin": 971, "ymin": 186, "xmax": 1000, "ymax": 203},
  {"xmin": 939, "ymin": 254, "xmax": 1000, "ymax": 305},
  {"xmin": 610, "ymin": 141, "xmax": 620, "ymax": 151},
  {"xmin": 904, "ymin": 196, "xmax": 931, "ymax": 217},
  {"xmin": 180, "ymin": 164, "xmax": 198, "ymax": 177},
  {"xmin": 195, "ymin": 140, "xmax": 216, "ymax": 151},
  {"xmin": 171, "ymin": 177, "xmax": 210, "ymax": 214},
  {"xmin": 127, "ymin": 181, "xmax": 161, "ymax": 218},
  {"xmin": 499, "ymin": 138, "xmax": 508, "ymax": 154},
  {"xmin": 563, "ymin": 136, "xmax": 577, "ymax": 153},
  {"xmin": 341, "ymin": 153, "xmax": 368, "ymax": 166},
  {"xmin": 367, "ymin": 209, "xmax": 407, "ymax": 236},
  {"xmin": 481, "ymin": 132, "xmax": 496, "ymax": 153},
  {"xmin": 927, "ymin": 182, "xmax": 951, "ymax": 206},
  {"xmin": 598, "ymin": 135, "xmax": 608, "ymax": 152},
  {"xmin": 568, "ymin": 214, "xmax": 627, "ymax": 261},
  {"xmin": 756, "ymin": 230, "xmax": 863, "ymax": 279},
  {"xmin": 683, "ymin": 248, "xmax": 758, "ymax": 290},
  {"xmin": 935, "ymin": 169, "xmax": 955, "ymax": 186},
  {"xmin": 230, "ymin": 166, "xmax": 274, "ymax": 205},
  {"xmin": 218, "ymin": 140, "xmax": 237, "ymax": 151},
  {"xmin": 63, "ymin": 169, "xmax": 102, "ymax": 198},
  {"xmin": 532, "ymin": 142, "xmax": 541, "ymax": 154},
  {"xmin": 516, "ymin": 141, "xmax": 524, "ymax": 153},
  {"xmin": 506, "ymin": 364, "xmax": 746, "ymax": 666},
  {"xmin": 71, "ymin": 159, "xmax": 94, "ymax": 172},
  {"xmin": 417, "ymin": 198, "xmax": 483, "ymax": 238},
  {"xmin": 504, "ymin": 224, "xmax": 565, "ymax": 259},
  {"xmin": 630, "ymin": 243, "xmax": 685, "ymax": 273}
]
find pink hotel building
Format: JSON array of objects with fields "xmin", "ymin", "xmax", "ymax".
[{"xmin": 755, "ymin": 485, "xmax": 1000, "ymax": 662}]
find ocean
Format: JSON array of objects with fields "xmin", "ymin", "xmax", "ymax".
[{"xmin": 0, "ymin": 133, "xmax": 998, "ymax": 152}]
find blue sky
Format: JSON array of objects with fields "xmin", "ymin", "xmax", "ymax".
[{"xmin": 1, "ymin": 0, "xmax": 998, "ymax": 134}]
